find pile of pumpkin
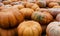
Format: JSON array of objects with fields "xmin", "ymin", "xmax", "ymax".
[{"xmin": 0, "ymin": 0, "xmax": 60, "ymax": 36}]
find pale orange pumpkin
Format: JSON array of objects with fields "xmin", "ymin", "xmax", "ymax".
[
  {"xmin": 17, "ymin": 21, "xmax": 42, "ymax": 36},
  {"xmin": 19, "ymin": 8, "xmax": 34, "ymax": 19},
  {"xmin": 48, "ymin": 8, "xmax": 60, "ymax": 17},
  {"xmin": 56, "ymin": 13, "xmax": 60, "ymax": 22},
  {"xmin": 31, "ymin": 11, "xmax": 53, "ymax": 24},
  {"xmin": 46, "ymin": 22, "xmax": 60, "ymax": 36},
  {"xmin": 0, "ymin": 28, "xmax": 17, "ymax": 36},
  {"xmin": 0, "ymin": 7, "xmax": 24, "ymax": 29},
  {"xmin": 48, "ymin": 2, "xmax": 59, "ymax": 8}
]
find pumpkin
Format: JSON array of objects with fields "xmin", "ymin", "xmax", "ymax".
[
  {"xmin": 35, "ymin": 0, "xmax": 46, "ymax": 8},
  {"xmin": 48, "ymin": 2, "xmax": 59, "ymax": 8},
  {"xmin": 25, "ymin": 2, "xmax": 39, "ymax": 11},
  {"xmin": 35, "ymin": 8, "xmax": 49, "ymax": 12},
  {"xmin": 53, "ymin": 6, "xmax": 60, "ymax": 8},
  {"xmin": 56, "ymin": 13, "xmax": 60, "ymax": 22},
  {"xmin": 31, "ymin": 11, "xmax": 53, "ymax": 24},
  {"xmin": 46, "ymin": 22, "xmax": 60, "ymax": 36},
  {"xmin": 3, "ymin": 1, "xmax": 11, "ymax": 5},
  {"xmin": 48, "ymin": 8, "xmax": 60, "ymax": 17},
  {"xmin": 19, "ymin": 8, "xmax": 34, "ymax": 19},
  {"xmin": 17, "ymin": 21, "xmax": 42, "ymax": 36},
  {"xmin": 0, "ymin": 28, "xmax": 17, "ymax": 36},
  {"xmin": 0, "ymin": 3, "xmax": 4, "ymax": 10},
  {"xmin": 0, "ymin": 7, "xmax": 24, "ymax": 29}
]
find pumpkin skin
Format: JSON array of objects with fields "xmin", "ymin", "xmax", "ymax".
[
  {"xmin": 46, "ymin": 22, "xmax": 60, "ymax": 36},
  {"xmin": 0, "ymin": 7, "xmax": 24, "ymax": 29},
  {"xmin": 19, "ymin": 8, "xmax": 34, "ymax": 19},
  {"xmin": 31, "ymin": 11, "xmax": 53, "ymax": 24},
  {"xmin": 0, "ymin": 28, "xmax": 17, "ymax": 36},
  {"xmin": 48, "ymin": 2, "xmax": 59, "ymax": 8},
  {"xmin": 56, "ymin": 14, "xmax": 60, "ymax": 22},
  {"xmin": 17, "ymin": 21, "xmax": 42, "ymax": 36},
  {"xmin": 48, "ymin": 8, "xmax": 60, "ymax": 17}
]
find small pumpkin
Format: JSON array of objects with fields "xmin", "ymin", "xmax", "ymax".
[
  {"xmin": 17, "ymin": 21, "xmax": 42, "ymax": 36},
  {"xmin": 31, "ymin": 11, "xmax": 53, "ymax": 24},
  {"xmin": 0, "ymin": 28, "xmax": 17, "ymax": 36},
  {"xmin": 3, "ymin": 1, "xmax": 11, "ymax": 5},
  {"xmin": 48, "ymin": 8, "xmax": 60, "ymax": 17},
  {"xmin": 35, "ymin": 8, "xmax": 49, "ymax": 12},
  {"xmin": 35, "ymin": 0, "xmax": 46, "ymax": 8},
  {"xmin": 56, "ymin": 13, "xmax": 60, "ymax": 22},
  {"xmin": 20, "ymin": 8, "xmax": 34, "ymax": 19},
  {"xmin": 0, "ymin": 7, "xmax": 24, "ymax": 29},
  {"xmin": 46, "ymin": 22, "xmax": 60, "ymax": 36},
  {"xmin": 48, "ymin": 2, "xmax": 59, "ymax": 8},
  {"xmin": 25, "ymin": 2, "xmax": 39, "ymax": 11}
]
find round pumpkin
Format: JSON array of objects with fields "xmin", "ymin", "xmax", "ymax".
[
  {"xmin": 31, "ymin": 11, "xmax": 53, "ymax": 24},
  {"xmin": 46, "ymin": 22, "xmax": 60, "ymax": 36},
  {"xmin": 48, "ymin": 2, "xmax": 59, "ymax": 8},
  {"xmin": 3, "ymin": 1, "xmax": 11, "ymax": 5},
  {"xmin": 19, "ymin": 8, "xmax": 34, "ymax": 19},
  {"xmin": 35, "ymin": 0, "xmax": 46, "ymax": 8},
  {"xmin": 25, "ymin": 2, "xmax": 39, "ymax": 11},
  {"xmin": 56, "ymin": 13, "xmax": 60, "ymax": 22},
  {"xmin": 48, "ymin": 8, "xmax": 60, "ymax": 17},
  {"xmin": 0, "ymin": 28, "xmax": 17, "ymax": 36},
  {"xmin": 0, "ymin": 7, "xmax": 24, "ymax": 29},
  {"xmin": 17, "ymin": 21, "xmax": 42, "ymax": 36}
]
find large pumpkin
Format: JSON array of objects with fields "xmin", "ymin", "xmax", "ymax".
[
  {"xmin": 48, "ymin": 2, "xmax": 59, "ymax": 8},
  {"xmin": 56, "ymin": 13, "xmax": 60, "ymax": 22},
  {"xmin": 17, "ymin": 21, "xmax": 42, "ymax": 36},
  {"xmin": 0, "ymin": 7, "xmax": 24, "ymax": 29},
  {"xmin": 31, "ymin": 11, "xmax": 53, "ymax": 24},
  {"xmin": 0, "ymin": 28, "xmax": 17, "ymax": 36},
  {"xmin": 48, "ymin": 8, "xmax": 60, "ymax": 17},
  {"xmin": 19, "ymin": 8, "xmax": 34, "ymax": 19},
  {"xmin": 46, "ymin": 22, "xmax": 60, "ymax": 36}
]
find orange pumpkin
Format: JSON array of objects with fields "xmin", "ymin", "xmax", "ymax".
[
  {"xmin": 48, "ymin": 2, "xmax": 59, "ymax": 8},
  {"xmin": 17, "ymin": 21, "xmax": 42, "ymax": 36},
  {"xmin": 25, "ymin": 2, "xmax": 39, "ymax": 11},
  {"xmin": 46, "ymin": 22, "xmax": 60, "ymax": 36},
  {"xmin": 0, "ymin": 7, "xmax": 24, "ymax": 28},
  {"xmin": 31, "ymin": 11, "xmax": 53, "ymax": 24},
  {"xmin": 20, "ymin": 8, "xmax": 34, "ymax": 19},
  {"xmin": 0, "ymin": 28, "xmax": 17, "ymax": 36},
  {"xmin": 3, "ymin": 1, "xmax": 11, "ymax": 5}
]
